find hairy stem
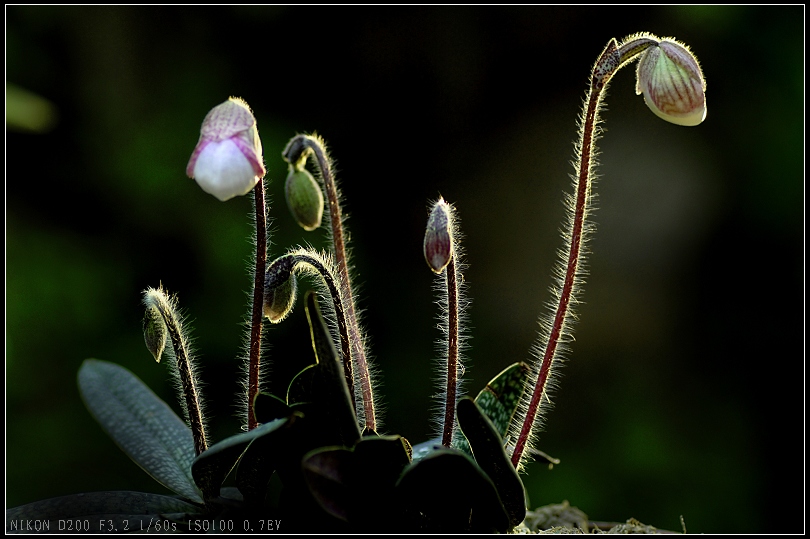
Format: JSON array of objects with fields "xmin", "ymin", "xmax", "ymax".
[
  {"xmin": 511, "ymin": 39, "xmax": 622, "ymax": 469},
  {"xmin": 267, "ymin": 251, "xmax": 355, "ymax": 406},
  {"xmin": 145, "ymin": 288, "xmax": 208, "ymax": 455},
  {"xmin": 510, "ymin": 35, "xmax": 680, "ymax": 469},
  {"xmin": 441, "ymin": 254, "xmax": 460, "ymax": 447},
  {"xmin": 510, "ymin": 88, "xmax": 597, "ymax": 468},
  {"xmin": 284, "ymin": 135, "xmax": 376, "ymax": 431},
  {"xmin": 247, "ymin": 179, "xmax": 267, "ymax": 430}
]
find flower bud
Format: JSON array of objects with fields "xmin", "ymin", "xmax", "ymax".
[
  {"xmin": 635, "ymin": 38, "xmax": 706, "ymax": 126},
  {"xmin": 186, "ymin": 97, "xmax": 266, "ymax": 201},
  {"xmin": 285, "ymin": 167, "xmax": 324, "ymax": 231},
  {"xmin": 264, "ymin": 256, "xmax": 298, "ymax": 323},
  {"xmin": 424, "ymin": 198, "xmax": 454, "ymax": 274},
  {"xmin": 143, "ymin": 305, "xmax": 167, "ymax": 363}
]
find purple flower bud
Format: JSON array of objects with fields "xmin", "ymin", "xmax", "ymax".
[
  {"xmin": 186, "ymin": 97, "xmax": 266, "ymax": 201},
  {"xmin": 635, "ymin": 39, "xmax": 706, "ymax": 127},
  {"xmin": 424, "ymin": 198, "xmax": 454, "ymax": 274}
]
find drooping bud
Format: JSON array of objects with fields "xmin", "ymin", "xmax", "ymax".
[
  {"xmin": 635, "ymin": 38, "xmax": 706, "ymax": 126},
  {"xmin": 186, "ymin": 97, "xmax": 266, "ymax": 201},
  {"xmin": 285, "ymin": 167, "xmax": 324, "ymax": 231},
  {"xmin": 264, "ymin": 255, "xmax": 298, "ymax": 323},
  {"xmin": 143, "ymin": 305, "xmax": 167, "ymax": 363},
  {"xmin": 424, "ymin": 198, "xmax": 454, "ymax": 274},
  {"xmin": 282, "ymin": 134, "xmax": 311, "ymax": 169}
]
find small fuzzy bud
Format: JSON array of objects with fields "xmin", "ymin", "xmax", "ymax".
[
  {"xmin": 424, "ymin": 198, "xmax": 454, "ymax": 274},
  {"xmin": 143, "ymin": 305, "xmax": 167, "ymax": 363},
  {"xmin": 285, "ymin": 168, "xmax": 324, "ymax": 231},
  {"xmin": 264, "ymin": 256, "xmax": 298, "ymax": 323},
  {"xmin": 186, "ymin": 97, "xmax": 266, "ymax": 201},
  {"xmin": 635, "ymin": 38, "xmax": 706, "ymax": 126}
]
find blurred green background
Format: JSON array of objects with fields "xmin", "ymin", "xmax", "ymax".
[{"xmin": 6, "ymin": 6, "xmax": 803, "ymax": 533}]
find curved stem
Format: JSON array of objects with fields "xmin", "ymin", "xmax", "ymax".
[
  {"xmin": 511, "ymin": 40, "xmax": 622, "ymax": 469},
  {"xmin": 292, "ymin": 252, "xmax": 356, "ymax": 407},
  {"xmin": 247, "ymin": 179, "xmax": 267, "ymax": 430},
  {"xmin": 284, "ymin": 135, "xmax": 376, "ymax": 431},
  {"xmin": 144, "ymin": 288, "xmax": 208, "ymax": 455},
  {"xmin": 267, "ymin": 251, "xmax": 355, "ymax": 409},
  {"xmin": 511, "ymin": 85, "xmax": 599, "ymax": 468}
]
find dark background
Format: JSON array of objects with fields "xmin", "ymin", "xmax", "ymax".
[{"xmin": 6, "ymin": 6, "xmax": 804, "ymax": 533}]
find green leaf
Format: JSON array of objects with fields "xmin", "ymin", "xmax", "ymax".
[
  {"xmin": 285, "ymin": 292, "xmax": 361, "ymax": 448},
  {"xmin": 411, "ymin": 437, "xmax": 442, "ymax": 462},
  {"xmin": 77, "ymin": 359, "xmax": 202, "ymax": 504},
  {"xmin": 287, "ymin": 364, "xmax": 318, "ymax": 406},
  {"xmin": 301, "ymin": 436, "xmax": 412, "ymax": 529},
  {"xmin": 353, "ymin": 435, "xmax": 412, "ymax": 481},
  {"xmin": 253, "ymin": 392, "xmax": 292, "ymax": 424},
  {"xmin": 395, "ymin": 448, "xmax": 509, "ymax": 533},
  {"xmin": 235, "ymin": 413, "xmax": 302, "ymax": 508},
  {"xmin": 192, "ymin": 418, "xmax": 289, "ymax": 502},
  {"xmin": 349, "ymin": 435, "xmax": 412, "ymax": 530},
  {"xmin": 301, "ymin": 447, "xmax": 353, "ymax": 522},
  {"xmin": 5, "ymin": 491, "xmax": 201, "ymax": 533},
  {"xmin": 475, "ymin": 362, "xmax": 530, "ymax": 439},
  {"xmin": 457, "ymin": 396, "xmax": 526, "ymax": 529},
  {"xmin": 453, "ymin": 361, "xmax": 530, "ymax": 454}
]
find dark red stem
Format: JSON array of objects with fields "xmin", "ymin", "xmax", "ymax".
[
  {"xmin": 511, "ymin": 83, "xmax": 601, "ymax": 468},
  {"xmin": 247, "ymin": 179, "xmax": 267, "ymax": 430},
  {"xmin": 441, "ymin": 255, "xmax": 459, "ymax": 447}
]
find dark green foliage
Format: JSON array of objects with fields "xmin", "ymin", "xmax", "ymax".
[
  {"xmin": 77, "ymin": 359, "xmax": 202, "ymax": 504},
  {"xmin": 234, "ymin": 413, "xmax": 302, "ymax": 510},
  {"xmin": 252, "ymin": 392, "xmax": 292, "ymax": 424},
  {"xmin": 192, "ymin": 418, "xmax": 291, "ymax": 504},
  {"xmin": 453, "ymin": 361, "xmax": 530, "ymax": 455},
  {"xmin": 457, "ymin": 396, "xmax": 526, "ymax": 528},
  {"xmin": 301, "ymin": 435, "xmax": 412, "ymax": 530},
  {"xmin": 475, "ymin": 362, "xmax": 531, "ymax": 439},
  {"xmin": 5, "ymin": 491, "xmax": 200, "ymax": 533},
  {"xmin": 10, "ymin": 295, "xmax": 532, "ymax": 533},
  {"xmin": 395, "ymin": 448, "xmax": 509, "ymax": 533}
]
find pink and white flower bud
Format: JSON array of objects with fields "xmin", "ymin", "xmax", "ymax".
[
  {"xmin": 186, "ymin": 97, "xmax": 266, "ymax": 201},
  {"xmin": 636, "ymin": 39, "xmax": 706, "ymax": 127},
  {"xmin": 424, "ymin": 198, "xmax": 454, "ymax": 274}
]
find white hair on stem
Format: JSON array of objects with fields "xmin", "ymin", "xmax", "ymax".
[
  {"xmin": 426, "ymin": 199, "xmax": 472, "ymax": 447},
  {"xmin": 142, "ymin": 286, "xmax": 209, "ymax": 455}
]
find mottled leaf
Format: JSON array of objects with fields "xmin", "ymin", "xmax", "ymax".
[
  {"xmin": 475, "ymin": 362, "xmax": 530, "ymax": 440},
  {"xmin": 454, "ymin": 361, "xmax": 530, "ymax": 454},
  {"xmin": 411, "ymin": 437, "xmax": 443, "ymax": 462},
  {"xmin": 5, "ymin": 491, "xmax": 201, "ymax": 533},
  {"xmin": 78, "ymin": 359, "xmax": 202, "ymax": 503}
]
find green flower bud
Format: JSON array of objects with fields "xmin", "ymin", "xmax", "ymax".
[
  {"xmin": 635, "ymin": 38, "xmax": 706, "ymax": 126},
  {"xmin": 285, "ymin": 168, "xmax": 324, "ymax": 231},
  {"xmin": 264, "ymin": 256, "xmax": 298, "ymax": 323},
  {"xmin": 143, "ymin": 305, "xmax": 167, "ymax": 363},
  {"xmin": 424, "ymin": 198, "xmax": 454, "ymax": 274}
]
